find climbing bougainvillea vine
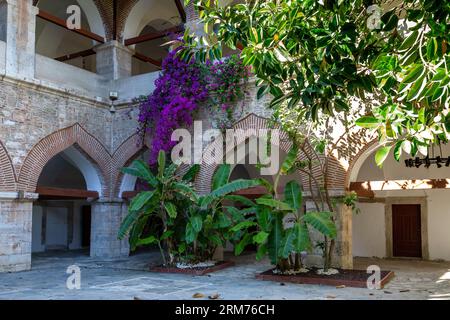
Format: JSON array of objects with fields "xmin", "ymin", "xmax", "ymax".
[{"xmin": 137, "ymin": 48, "xmax": 250, "ymax": 164}]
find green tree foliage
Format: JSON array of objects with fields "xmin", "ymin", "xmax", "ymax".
[{"xmin": 181, "ymin": 0, "xmax": 449, "ymax": 165}]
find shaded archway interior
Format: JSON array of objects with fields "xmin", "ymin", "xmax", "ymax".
[{"xmin": 31, "ymin": 146, "xmax": 104, "ymax": 257}]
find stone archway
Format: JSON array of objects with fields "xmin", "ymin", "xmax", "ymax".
[
  {"xmin": 122, "ymin": 0, "xmax": 181, "ymax": 41},
  {"xmin": 111, "ymin": 132, "xmax": 150, "ymax": 198},
  {"xmin": 17, "ymin": 124, "xmax": 110, "ymax": 196},
  {"xmin": 194, "ymin": 113, "xmax": 293, "ymax": 195}
]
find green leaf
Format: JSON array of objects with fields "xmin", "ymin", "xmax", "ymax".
[
  {"xmin": 293, "ymin": 222, "xmax": 311, "ymax": 252},
  {"xmin": 216, "ymin": 212, "xmax": 232, "ymax": 228},
  {"xmin": 407, "ymin": 76, "xmax": 427, "ymax": 101},
  {"xmin": 157, "ymin": 150, "xmax": 166, "ymax": 178},
  {"xmin": 164, "ymin": 202, "xmax": 177, "ymax": 219},
  {"xmin": 212, "ymin": 164, "xmax": 231, "ymax": 191},
  {"xmin": 121, "ymin": 160, "xmax": 157, "ymax": 187},
  {"xmin": 255, "ymin": 197, "xmax": 294, "ymax": 211},
  {"xmin": 399, "ymin": 30, "xmax": 419, "ymax": 51},
  {"xmin": 279, "ymin": 228, "xmax": 296, "ymax": 258},
  {"xmin": 230, "ymin": 220, "xmax": 256, "ymax": 232},
  {"xmin": 303, "ymin": 211, "xmax": 336, "ymax": 238},
  {"xmin": 173, "ymin": 182, "xmax": 198, "ymax": 202},
  {"xmin": 119, "ymin": 210, "xmax": 142, "ymax": 239},
  {"xmin": 129, "ymin": 216, "xmax": 147, "ymax": 251},
  {"xmin": 393, "ymin": 141, "xmax": 403, "ymax": 161},
  {"xmin": 200, "ymin": 179, "xmax": 263, "ymax": 208},
  {"xmin": 185, "ymin": 222, "xmax": 196, "ymax": 243},
  {"xmin": 284, "ymin": 181, "xmax": 302, "ymax": 211},
  {"xmin": 267, "ymin": 212, "xmax": 283, "ymax": 265},
  {"xmin": 129, "ymin": 191, "xmax": 154, "ymax": 212},
  {"xmin": 280, "ymin": 145, "xmax": 298, "ymax": 174},
  {"xmin": 253, "ymin": 231, "xmax": 269, "ymax": 244},
  {"xmin": 257, "ymin": 85, "xmax": 269, "ymax": 99},
  {"xmin": 235, "ymin": 233, "xmax": 252, "ymax": 256},
  {"xmin": 402, "ymin": 65, "xmax": 425, "ymax": 84},
  {"xmin": 223, "ymin": 195, "xmax": 255, "ymax": 207},
  {"xmin": 182, "ymin": 164, "xmax": 200, "ymax": 182},
  {"xmin": 256, "ymin": 205, "xmax": 271, "ymax": 231},
  {"xmin": 355, "ymin": 116, "xmax": 379, "ymax": 128},
  {"xmin": 427, "ymin": 37, "xmax": 438, "ymax": 60},
  {"xmin": 136, "ymin": 235, "xmax": 158, "ymax": 246},
  {"xmin": 375, "ymin": 145, "xmax": 392, "ymax": 167},
  {"xmin": 256, "ymin": 244, "xmax": 267, "ymax": 260},
  {"xmin": 160, "ymin": 230, "xmax": 174, "ymax": 241},
  {"xmin": 209, "ymin": 234, "xmax": 223, "ymax": 246},
  {"xmin": 190, "ymin": 215, "xmax": 203, "ymax": 233}
]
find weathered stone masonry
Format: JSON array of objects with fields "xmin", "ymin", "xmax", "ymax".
[{"xmin": 0, "ymin": 0, "xmax": 378, "ymax": 273}]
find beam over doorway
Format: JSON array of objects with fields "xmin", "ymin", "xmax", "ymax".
[
  {"xmin": 133, "ymin": 52, "xmax": 162, "ymax": 68},
  {"xmin": 55, "ymin": 48, "xmax": 96, "ymax": 62},
  {"xmin": 37, "ymin": 9, "xmax": 105, "ymax": 43},
  {"xmin": 124, "ymin": 25, "xmax": 185, "ymax": 46},
  {"xmin": 36, "ymin": 187, "xmax": 99, "ymax": 199}
]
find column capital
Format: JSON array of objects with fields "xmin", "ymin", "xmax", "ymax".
[
  {"xmin": 94, "ymin": 40, "xmax": 134, "ymax": 56},
  {"xmin": 0, "ymin": 191, "xmax": 39, "ymax": 201}
]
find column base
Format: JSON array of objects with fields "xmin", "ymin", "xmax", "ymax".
[
  {"xmin": 0, "ymin": 199, "xmax": 33, "ymax": 273},
  {"xmin": 90, "ymin": 201, "xmax": 130, "ymax": 259}
]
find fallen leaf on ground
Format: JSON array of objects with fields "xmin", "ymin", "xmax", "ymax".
[
  {"xmin": 133, "ymin": 296, "xmax": 141, "ymax": 300},
  {"xmin": 193, "ymin": 293, "xmax": 205, "ymax": 298},
  {"xmin": 280, "ymin": 283, "xmax": 285, "ymax": 286},
  {"xmin": 209, "ymin": 293, "xmax": 220, "ymax": 300},
  {"xmin": 326, "ymin": 295, "xmax": 336, "ymax": 299},
  {"xmin": 383, "ymin": 290, "xmax": 392, "ymax": 294},
  {"xmin": 336, "ymin": 285, "xmax": 346, "ymax": 289},
  {"xmin": 399, "ymin": 289, "xmax": 410, "ymax": 293}
]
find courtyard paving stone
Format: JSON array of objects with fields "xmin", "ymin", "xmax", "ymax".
[{"xmin": 0, "ymin": 251, "xmax": 449, "ymax": 300}]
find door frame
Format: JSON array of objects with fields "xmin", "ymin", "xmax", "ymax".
[{"xmin": 385, "ymin": 197, "xmax": 429, "ymax": 259}]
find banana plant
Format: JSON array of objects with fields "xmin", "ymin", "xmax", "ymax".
[
  {"xmin": 183, "ymin": 164, "xmax": 264, "ymax": 261},
  {"xmin": 118, "ymin": 150, "xmax": 199, "ymax": 266},
  {"xmin": 231, "ymin": 146, "xmax": 337, "ymax": 272}
]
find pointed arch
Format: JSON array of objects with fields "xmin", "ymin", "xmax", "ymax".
[
  {"xmin": 0, "ymin": 141, "xmax": 17, "ymax": 192},
  {"xmin": 17, "ymin": 124, "xmax": 111, "ymax": 196},
  {"xmin": 195, "ymin": 113, "xmax": 293, "ymax": 195},
  {"xmin": 111, "ymin": 133, "xmax": 149, "ymax": 198}
]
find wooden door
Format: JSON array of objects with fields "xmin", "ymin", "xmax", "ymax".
[{"xmin": 392, "ymin": 204, "xmax": 422, "ymax": 258}]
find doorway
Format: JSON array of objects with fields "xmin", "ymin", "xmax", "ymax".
[{"xmin": 392, "ymin": 204, "xmax": 422, "ymax": 258}]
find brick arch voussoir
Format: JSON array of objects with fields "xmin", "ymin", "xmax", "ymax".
[
  {"xmin": 195, "ymin": 113, "xmax": 295, "ymax": 195},
  {"xmin": 111, "ymin": 133, "xmax": 147, "ymax": 198},
  {"xmin": 0, "ymin": 140, "xmax": 17, "ymax": 192},
  {"xmin": 18, "ymin": 124, "xmax": 112, "ymax": 194}
]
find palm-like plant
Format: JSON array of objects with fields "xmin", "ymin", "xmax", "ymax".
[
  {"xmin": 118, "ymin": 150, "xmax": 264, "ymax": 266},
  {"xmin": 183, "ymin": 164, "xmax": 265, "ymax": 261},
  {"xmin": 118, "ymin": 151, "xmax": 199, "ymax": 266},
  {"xmin": 231, "ymin": 147, "xmax": 337, "ymax": 272}
]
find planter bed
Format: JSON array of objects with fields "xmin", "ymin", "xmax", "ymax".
[
  {"xmin": 150, "ymin": 261, "xmax": 235, "ymax": 276},
  {"xmin": 256, "ymin": 268, "xmax": 395, "ymax": 288}
]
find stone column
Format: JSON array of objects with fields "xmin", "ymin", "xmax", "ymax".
[
  {"xmin": 95, "ymin": 41, "xmax": 133, "ymax": 80},
  {"xmin": 337, "ymin": 203, "xmax": 353, "ymax": 269},
  {"xmin": 0, "ymin": 0, "xmax": 38, "ymax": 78},
  {"xmin": 0, "ymin": 192, "xmax": 36, "ymax": 273},
  {"xmin": 90, "ymin": 200, "xmax": 129, "ymax": 259}
]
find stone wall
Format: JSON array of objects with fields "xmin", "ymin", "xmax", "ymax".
[{"xmin": 0, "ymin": 199, "xmax": 33, "ymax": 272}]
